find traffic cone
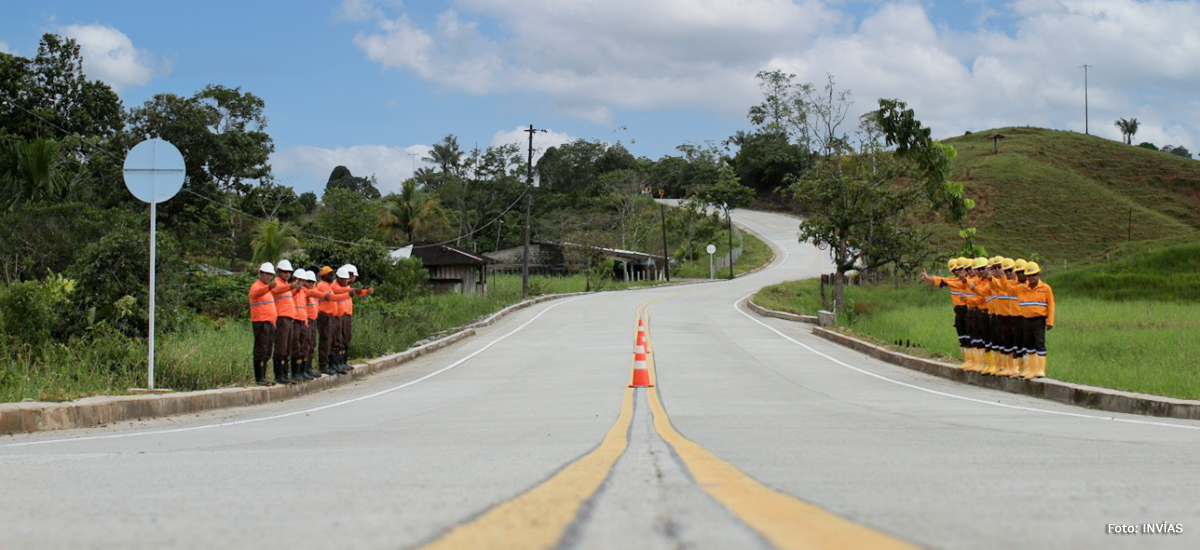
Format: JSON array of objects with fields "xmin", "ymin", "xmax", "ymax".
[{"xmin": 629, "ymin": 342, "xmax": 653, "ymax": 387}]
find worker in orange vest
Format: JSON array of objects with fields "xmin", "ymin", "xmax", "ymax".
[
  {"xmin": 270, "ymin": 260, "xmax": 302, "ymax": 384},
  {"xmin": 331, "ymin": 265, "xmax": 373, "ymax": 373},
  {"xmin": 316, "ymin": 266, "xmax": 340, "ymax": 375},
  {"xmin": 288, "ymin": 269, "xmax": 313, "ymax": 382},
  {"xmin": 1016, "ymin": 261, "xmax": 1055, "ymax": 378},
  {"xmin": 248, "ymin": 262, "xmax": 278, "ymax": 386},
  {"xmin": 301, "ymin": 269, "xmax": 321, "ymax": 379}
]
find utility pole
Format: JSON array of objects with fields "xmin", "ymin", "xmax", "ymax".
[
  {"xmin": 407, "ymin": 152, "xmax": 419, "ymax": 178},
  {"xmin": 726, "ymin": 206, "xmax": 734, "ymax": 279},
  {"xmin": 1080, "ymin": 64, "xmax": 1093, "ymax": 135},
  {"xmin": 660, "ymin": 199, "xmax": 670, "ymax": 282},
  {"xmin": 522, "ymin": 124, "xmax": 546, "ymax": 300}
]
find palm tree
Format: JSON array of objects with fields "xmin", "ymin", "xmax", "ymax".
[
  {"xmin": 1126, "ymin": 118, "xmax": 1139, "ymax": 145},
  {"xmin": 1115, "ymin": 118, "xmax": 1130, "ymax": 144},
  {"xmin": 422, "ymin": 135, "xmax": 464, "ymax": 176},
  {"xmin": 0, "ymin": 138, "xmax": 87, "ymax": 210},
  {"xmin": 379, "ymin": 179, "xmax": 448, "ymax": 244},
  {"xmin": 251, "ymin": 218, "xmax": 299, "ymax": 266}
]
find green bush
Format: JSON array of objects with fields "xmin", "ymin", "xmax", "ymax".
[
  {"xmin": 70, "ymin": 228, "xmax": 190, "ymax": 336},
  {"xmin": 0, "ymin": 273, "xmax": 77, "ymax": 346}
]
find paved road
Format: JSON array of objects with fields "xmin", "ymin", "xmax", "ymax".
[{"xmin": 2, "ymin": 209, "xmax": 1198, "ymax": 549}]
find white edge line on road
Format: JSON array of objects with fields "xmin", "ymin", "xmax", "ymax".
[
  {"xmin": 734, "ymin": 294, "xmax": 1200, "ymax": 432},
  {"xmin": 2, "ymin": 296, "xmax": 591, "ymax": 449}
]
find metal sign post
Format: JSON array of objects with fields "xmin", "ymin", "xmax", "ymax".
[
  {"xmin": 706, "ymin": 244, "xmax": 717, "ymax": 280},
  {"xmin": 122, "ymin": 139, "xmax": 185, "ymax": 390}
]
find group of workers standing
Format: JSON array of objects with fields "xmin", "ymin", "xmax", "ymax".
[
  {"xmin": 923, "ymin": 256, "xmax": 1056, "ymax": 379},
  {"xmin": 248, "ymin": 260, "xmax": 374, "ymax": 385}
]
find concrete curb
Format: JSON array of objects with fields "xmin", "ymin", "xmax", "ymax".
[
  {"xmin": 0, "ymin": 293, "xmax": 583, "ymax": 436},
  {"xmin": 745, "ymin": 299, "xmax": 817, "ymax": 324},
  {"xmin": 809, "ymin": 327, "xmax": 1200, "ymax": 421}
]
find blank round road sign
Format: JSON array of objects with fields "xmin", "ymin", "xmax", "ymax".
[
  {"xmin": 123, "ymin": 139, "xmax": 185, "ymax": 204},
  {"xmin": 706, "ymin": 244, "xmax": 717, "ymax": 255}
]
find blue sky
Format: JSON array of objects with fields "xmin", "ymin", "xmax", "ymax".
[{"xmin": 3, "ymin": 1, "xmax": 1198, "ymax": 195}]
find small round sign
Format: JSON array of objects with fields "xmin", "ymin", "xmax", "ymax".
[
  {"xmin": 706, "ymin": 244, "xmax": 717, "ymax": 255},
  {"xmin": 123, "ymin": 138, "xmax": 185, "ymax": 204}
]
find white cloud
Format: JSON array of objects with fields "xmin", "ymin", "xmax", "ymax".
[
  {"xmin": 349, "ymin": 0, "xmax": 1200, "ymax": 149},
  {"xmin": 271, "ymin": 144, "xmax": 432, "ymax": 195},
  {"xmin": 0, "ymin": 40, "xmax": 14, "ymax": 55},
  {"xmin": 57, "ymin": 23, "xmax": 171, "ymax": 90}
]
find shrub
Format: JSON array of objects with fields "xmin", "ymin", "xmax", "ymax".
[
  {"xmin": 70, "ymin": 228, "xmax": 190, "ymax": 336},
  {"xmin": 0, "ymin": 273, "xmax": 77, "ymax": 346}
]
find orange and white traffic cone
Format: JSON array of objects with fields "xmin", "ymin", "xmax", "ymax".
[{"xmin": 630, "ymin": 323, "xmax": 653, "ymax": 387}]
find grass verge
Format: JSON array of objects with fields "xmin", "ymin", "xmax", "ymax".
[{"xmin": 753, "ymin": 278, "xmax": 1200, "ymax": 400}]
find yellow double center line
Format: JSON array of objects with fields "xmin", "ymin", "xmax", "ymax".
[{"xmin": 421, "ymin": 299, "xmax": 914, "ymax": 549}]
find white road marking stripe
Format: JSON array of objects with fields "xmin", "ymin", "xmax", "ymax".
[{"xmin": 1, "ymin": 296, "xmax": 591, "ymax": 449}]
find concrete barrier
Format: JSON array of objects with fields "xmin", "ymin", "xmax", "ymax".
[
  {"xmin": 0, "ymin": 292, "xmax": 588, "ymax": 437},
  {"xmin": 745, "ymin": 299, "xmax": 817, "ymax": 324},
  {"xmin": 810, "ymin": 327, "xmax": 1200, "ymax": 421}
]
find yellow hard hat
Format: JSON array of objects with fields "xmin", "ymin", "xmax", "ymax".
[
  {"xmin": 972, "ymin": 257, "xmax": 988, "ymax": 269},
  {"xmin": 1000, "ymin": 257, "xmax": 1016, "ymax": 270},
  {"xmin": 947, "ymin": 258, "xmax": 959, "ymax": 270},
  {"xmin": 1012, "ymin": 259, "xmax": 1028, "ymax": 273},
  {"xmin": 988, "ymin": 255, "xmax": 1005, "ymax": 267},
  {"xmin": 1024, "ymin": 261, "xmax": 1041, "ymax": 275}
]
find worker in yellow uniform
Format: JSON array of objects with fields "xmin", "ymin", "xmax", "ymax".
[
  {"xmin": 921, "ymin": 257, "xmax": 972, "ymax": 369},
  {"xmin": 1015, "ymin": 261, "xmax": 1055, "ymax": 378},
  {"xmin": 965, "ymin": 257, "xmax": 993, "ymax": 373},
  {"xmin": 992, "ymin": 258, "xmax": 1021, "ymax": 377}
]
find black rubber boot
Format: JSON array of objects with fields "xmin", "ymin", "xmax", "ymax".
[
  {"xmin": 306, "ymin": 359, "xmax": 320, "ymax": 378},
  {"xmin": 290, "ymin": 357, "xmax": 305, "ymax": 381},
  {"xmin": 274, "ymin": 357, "xmax": 292, "ymax": 385},
  {"xmin": 253, "ymin": 360, "xmax": 267, "ymax": 385}
]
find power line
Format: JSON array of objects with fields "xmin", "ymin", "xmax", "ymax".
[{"xmin": 2, "ymin": 96, "xmax": 529, "ymax": 251}]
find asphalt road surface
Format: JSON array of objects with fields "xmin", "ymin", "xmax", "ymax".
[{"xmin": 2, "ymin": 209, "xmax": 1198, "ymax": 549}]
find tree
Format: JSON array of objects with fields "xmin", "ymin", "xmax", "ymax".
[
  {"xmin": 250, "ymin": 219, "xmax": 300, "ymax": 265},
  {"xmin": 598, "ymin": 169, "xmax": 649, "ymax": 249},
  {"xmin": 313, "ymin": 188, "xmax": 378, "ymax": 243},
  {"xmin": 1161, "ymin": 145, "xmax": 1192, "ymax": 158},
  {"xmin": 325, "ymin": 165, "xmax": 380, "ymax": 199},
  {"xmin": 1115, "ymin": 118, "xmax": 1140, "ymax": 145},
  {"xmin": 424, "ymin": 134, "xmax": 465, "ymax": 176},
  {"xmin": 0, "ymin": 138, "xmax": 89, "ymax": 210},
  {"xmin": 690, "ymin": 164, "xmax": 754, "ymax": 278},
  {"xmin": 0, "ymin": 34, "xmax": 124, "ymax": 141},
  {"xmin": 379, "ymin": 179, "xmax": 448, "ymax": 244},
  {"xmin": 789, "ymin": 152, "xmax": 925, "ymax": 307},
  {"xmin": 748, "ymin": 70, "xmax": 804, "ymax": 136},
  {"xmin": 875, "ymin": 98, "xmax": 974, "ymax": 223},
  {"xmin": 728, "ymin": 130, "xmax": 807, "ymax": 194}
]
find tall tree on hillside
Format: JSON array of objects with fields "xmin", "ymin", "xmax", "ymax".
[
  {"xmin": 325, "ymin": 165, "xmax": 380, "ymax": 199},
  {"xmin": 1126, "ymin": 118, "xmax": 1140, "ymax": 145},
  {"xmin": 1115, "ymin": 118, "xmax": 1141, "ymax": 145},
  {"xmin": 379, "ymin": 179, "xmax": 448, "ymax": 244},
  {"xmin": 424, "ymin": 135, "xmax": 465, "ymax": 176}
]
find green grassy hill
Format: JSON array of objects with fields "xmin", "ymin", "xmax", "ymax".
[{"xmin": 934, "ymin": 127, "xmax": 1200, "ymax": 266}]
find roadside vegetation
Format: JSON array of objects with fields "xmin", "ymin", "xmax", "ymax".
[
  {"xmin": 0, "ymin": 33, "xmax": 775, "ymax": 404},
  {"xmin": 753, "ymin": 240, "xmax": 1200, "ymax": 400}
]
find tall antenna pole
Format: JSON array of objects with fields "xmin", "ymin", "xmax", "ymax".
[
  {"xmin": 1080, "ymin": 64, "xmax": 1093, "ymax": 135},
  {"xmin": 522, "ymin": 124, "xmax": 546, "ymax": 300}
]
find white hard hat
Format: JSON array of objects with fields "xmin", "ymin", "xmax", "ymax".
[
  {"xmin": 304, "ymin": 270, "xmax": 317, "ymax": 282},
  {"xmin": 259, "ymin": 262, "xmax": 275, "ymax": 274},
  {"xmin": 277, "ymin": 259, "xmax": 293, "ymax": 272},
  {"xmin": 294, "ymin": 269, "xmax": 309, "ymax": 282},
  {"xmin": 336, "ymin": 266, "xmax": 352, "ymax": 279},
  {"xmin": 346, "ymin": 264, "xmax": 358, "ymax": 276}
]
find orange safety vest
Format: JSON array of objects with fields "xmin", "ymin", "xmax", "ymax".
[
  {"xmin": 1016, "ymin": 280, "xmax": 1056, "ymax": 327},
  {"xmin": 932, "ymin": 276, "xmax": 970, "ymax": 307},
  {"xmin": 305, "ymin": 286, "xmax": 319, "ymax": 321},
  {"xmin": 271, "ymin": 277, "xmax": 295, "ymax": 319},
  {"xmin": 333, "ymin": 281, "xmax": 355, "ymax": 316},
  {"xmin": 249, "ymin": 279, "xmax": 276, "ymax": 324}
]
